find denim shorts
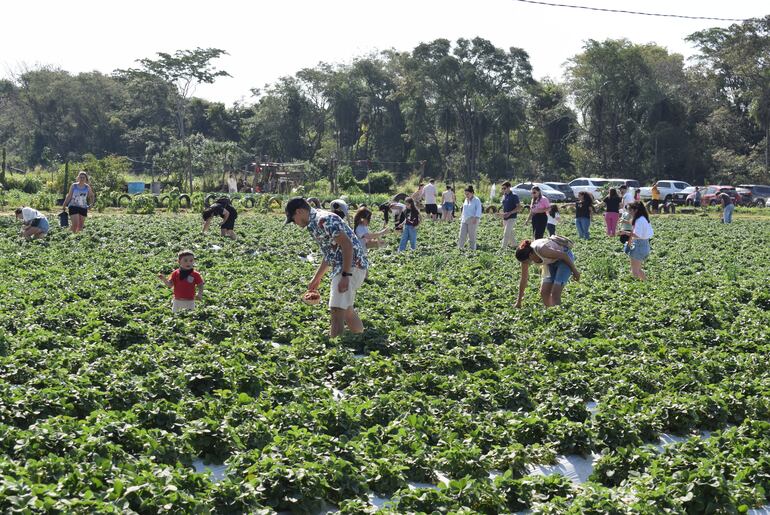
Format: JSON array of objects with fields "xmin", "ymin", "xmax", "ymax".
[
  {"xmin": 624, "ymin": 239, "xmax": 651, "ymax": 261},
  {"xmin": 443, "ymin": 202, "xmax": 454, "ymax": 213},
  {"xmin": 31, "ymin": 217, "xmax": 50, "ymax": 234},
  {"xmin": 542, "ymin": 249, "xmax": 574, "ymax": 285}
]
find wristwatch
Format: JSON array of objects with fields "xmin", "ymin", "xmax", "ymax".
[{"xmin": 341, "ymin": 271, "xmax": 353, "ymax": 277}]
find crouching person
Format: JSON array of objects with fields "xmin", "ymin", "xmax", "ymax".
[{"xmin": 15, "ymin": 207, "xmax": 49, "ymax": 240}]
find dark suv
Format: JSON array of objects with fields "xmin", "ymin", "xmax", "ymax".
[{"xmin": 737, "ymin": 184, "xmax": 770, "ymax": 207}]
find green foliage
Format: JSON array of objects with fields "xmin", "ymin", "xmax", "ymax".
[
  {"xmin": 359, "ymin": 171, "xmax": 395, "ymax": 194},
  {"xmin": 0, "ymin": 211, "xmax": 767, "ymax": 513},
  {"xmin": 126, "ymin": 194, "xmax": 156, "ymax": 214}
]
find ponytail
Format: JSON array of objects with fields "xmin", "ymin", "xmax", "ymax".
[{"xmin": 515, "ymin": 240, "xmax": 533, "ymax": 262}]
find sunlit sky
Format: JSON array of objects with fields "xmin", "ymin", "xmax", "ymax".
[{"xmin": 3, "ymin": 1, "xmax": 766, "ymax": 105}]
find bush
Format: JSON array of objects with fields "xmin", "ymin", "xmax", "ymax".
[
  {"xmin": 4, "ymin": 175, "xmax": 43, "ymax": 194},
  {"xmin": 359, "ymin": 171, "xmax": 395, "ymax": 194}
]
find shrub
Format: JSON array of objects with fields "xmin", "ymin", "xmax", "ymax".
[{"xmin": 359, "ymin": 171, "xmax": 395, "ymax": 194}]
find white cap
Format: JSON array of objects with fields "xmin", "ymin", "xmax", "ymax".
[{"xmin": 330, "ymin": 198, "xmax": 349, "ymax": 217}]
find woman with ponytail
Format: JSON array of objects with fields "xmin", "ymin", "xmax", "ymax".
[{"xmin": 515, "ymin": 238, "xmax": 580, "ymax": 308}]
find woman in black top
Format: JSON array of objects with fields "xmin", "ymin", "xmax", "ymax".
[
  {"xmin": 603, "ymin": 188, "xmax": 621, "ymax": 236},
  {"xmin": 397, "ymin": 198, "xmax": 420, "ymax": 251},
  {"xmin": 203, "ymin": 200, "xmax": 238, "ymax": 239},
  {"xmin": 574, "ymin": 191, "xmax": 595, "ymax": 240}
]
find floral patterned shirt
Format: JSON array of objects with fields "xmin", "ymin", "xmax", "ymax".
[{"xmin": 306, "ymin": 209, "xmax": 368, "ymax": 276}]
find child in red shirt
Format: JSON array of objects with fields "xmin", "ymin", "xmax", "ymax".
[{"xmin": 158, "ymin": 250, "xmax": 204, "ymax": 313}]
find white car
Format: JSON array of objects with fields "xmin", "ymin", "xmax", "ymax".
[
  {"xmin": 639, "ymin": 180, "xmax": 692, "ymax": 202},
  {"xmin": 568, "ymin": 177, "xmax": 609, "ymax": 197}
]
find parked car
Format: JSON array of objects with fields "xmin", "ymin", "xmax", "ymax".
[
  {"xmin": 512, "ymin": 182, "xmax": 566, "ymax": 202},
  {"xmin": 607, "ymin": 178, "xmax": 640, "ymax": 190},
  {"xmin": 639, "ymin": 180, "xmax": 692, "ymax": 202},
  {"xmin": 568, "ymin": 177, "xmax": 609, "ymax": 197},
  {"xmin": 690, "ymin": 186, "xmax": 742, "ymax": 206},
  {"xmin": 737, "ymin": 184, "xmax": 770, "ymax": 207},
  {"xmin": 675, "ymin": 186, "xmax": 698, "ymax": 205},
  {"xmin": 736, "ymin": 187, "xmax": 754, "ymax": 207},
  {"xmin": 544, "ymin": 182, "xmax": 576, "ymax": 201}
]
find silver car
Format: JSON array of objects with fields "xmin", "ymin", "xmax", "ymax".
[{"xmin": 513, "ymin": 182, "xmax": 566, "ymax": 202}]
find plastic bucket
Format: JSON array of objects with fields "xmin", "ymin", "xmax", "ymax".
[
  {"xmin": 58, "ymin": 211, "xmax": 69, "ymax": 227},
  {"xmin": 127, "ymin": 182, "xmax": 145, "ymax": 194}
]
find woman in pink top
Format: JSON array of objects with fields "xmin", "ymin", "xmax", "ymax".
[{"xmin": 526, "ymin": 186, "xmax": 551, "ymax": 239}]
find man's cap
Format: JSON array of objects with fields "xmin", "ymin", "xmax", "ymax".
[
  {"xmin": 330, "ymin": 198, "xmax": 349, "ymax": 217},
  {"xmin": 285, "ymin": 197, "xmax": 310, "ymax": 224}
]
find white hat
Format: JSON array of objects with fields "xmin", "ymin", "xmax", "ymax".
[{"xmin": 330, "ymin": 198, "xmax": 349, "ymax": 217}]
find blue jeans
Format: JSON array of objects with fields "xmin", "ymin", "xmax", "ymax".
[
  {"xmin": 543, "ymin": 249, "xmax": 575, "ymax": 285},
  {"xmin": 399, "ymin": 225, "xmax": 417, "ymax": 251},
  {"xmin": 723, "ymin": 204, "xmax": 734, "ymax": 223},
  {"xmin": 575, "ymin": 217, "xmax": 590, "ymax": 239}
]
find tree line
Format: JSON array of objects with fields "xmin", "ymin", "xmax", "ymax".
[{"xmin": 1, "ymin": 16, "xmax": 769, "ymax": 191}]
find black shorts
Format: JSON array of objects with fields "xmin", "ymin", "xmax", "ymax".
[
  {"xmin": 68, "ymin": 206, "xmax": 88, "ymax": 217},
  {"xmin": 221, "ymin": 214, "xmax": 237, "ymax": 230},
  {"xmin": 425, "ymin": 204, "xmax": 438, "ymax": 215},
  {"xmin": 651, "ymin": 199, "xmax": 659, "ymax": 210},
  {"xmin": 620, "ymin": 234, "xmax": 630, "ymax": 244}
]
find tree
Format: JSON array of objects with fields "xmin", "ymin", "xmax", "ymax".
[{"xmin": 688, "ymin": 16, "xmax": 770, "ymax": 175}]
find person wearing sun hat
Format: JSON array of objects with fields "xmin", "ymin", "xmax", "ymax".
[{"xmin": 285, "ymin": 197, "xmax": 368, "ymax": 337}]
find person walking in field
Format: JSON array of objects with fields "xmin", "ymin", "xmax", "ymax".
[
  {"xmin": 285, "ymin": 197, "xmax": 369, "ymax": 338},
  {"xmin": 158, "ymin": 250, "xmax": 204, "ymax": 313},
  {"xmin": 574, "ymin": 191, "xmax": 594, "ymax": 240},
  {"xmin": 720, "ymin": 192, "xmax": 734, "ymax": 223},
  {"xmin": 458, "ymin": 185, "xmax": 482, "ymax": 250},
  {"xmin": 15, "ymin": 207, "xmax": 49, "ymax": 240},
  {"xmin": 526, "ymin": 186, "xmax": 550, "ymax": 240},
  {"xmin": 441, "ymin": 186, "xmax": 455, "ymax": 222},
  {"xmin": 623, "ymin": 201, "xmax": 654, "ymax": 281},
  {"xmin": 546, "ymin": 205, "xmax": 561, "ymax": 236},
  {"xmin": 62, "ymin": 171, "xmax": 95, "ymax": 233},
  {"xmin": 603, "ymin": 188, "xmax": 621, "ymax": 236},
  {"xmin": 398, "ymin": 198, "xmax": 421, "ymax": 251},
  {"xmin": 500, "ymin": 181, "xmax": 521, "ymax": 248},
  {"xmin": 515, "ymin": 236, "xmax": 580, "ymax": 308},
  {"xmin": 202, "ymin": 199, "xmax": 238, "ymax": 239},
  {"xmin": 620, "ymin": 185, "xmax": 634, "ymax": 211},
  {"xmin": 651, "ymin": 184, "xmax": 661, "ymax": 213},
  {"xmin": 422, "ymin": 178, "xmax": 438, "ymax": 221}
]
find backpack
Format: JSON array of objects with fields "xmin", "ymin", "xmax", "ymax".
[{"xmin": 549, "ymin": 234, "xmax": 574, "ymax": 249}]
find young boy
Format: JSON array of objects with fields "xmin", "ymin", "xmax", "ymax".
[{"xmin": 158, "ymin": 250, "xmax": 204, "ymax": 313}]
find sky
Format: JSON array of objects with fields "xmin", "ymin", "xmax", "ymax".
[{"xmin": 2, "ymin": 1, "xmax": 766, "ymax": 105}]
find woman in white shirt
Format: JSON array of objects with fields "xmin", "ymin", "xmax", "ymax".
[
  {"xmin": 515, "ymin": 237, "xmax": 581, "ymax": 308},
  {"xmin": 624, "ymin": 201, "xmax": 654, "ymax": 280},
  {"xmin": 15, "ymin": 207, "xmax": 49, "ymax": 240}
]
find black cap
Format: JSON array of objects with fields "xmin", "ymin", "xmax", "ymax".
[{"xmin": 285, "ymin": 197, "xmax": 310, "ymax": 224}]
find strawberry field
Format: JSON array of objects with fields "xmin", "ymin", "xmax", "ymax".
[{"xmin": 1, "ymin": 211, "xmax": 769, "ymax": 514}]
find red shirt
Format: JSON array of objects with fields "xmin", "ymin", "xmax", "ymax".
[{"xmin": 170, "ymin": 269, "xmax": 203, "ymax": 300}]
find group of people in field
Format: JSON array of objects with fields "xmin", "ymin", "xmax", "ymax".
[
  {"xmin": 12, "ymin": 172, "xmax": 728, "ymax": 337},
  {"xmin": 280, "ymin": 178, "xmax": 663, "ymax": 336}
]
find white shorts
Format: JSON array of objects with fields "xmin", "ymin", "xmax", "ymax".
[
  {"xmin": 329, "ymin": 268, "xmax": 366, "ymax": 310},
  {"xmin": 172, "ymin": 299, "xmax": 196, "ymax": 313}
]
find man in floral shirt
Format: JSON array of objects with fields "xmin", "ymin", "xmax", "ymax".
[{"xmin": 285, "ymin": 197, "xmax": 369, "ymax": 337}]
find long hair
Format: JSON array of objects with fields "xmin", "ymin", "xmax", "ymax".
[
  {"xmin": 608, "ymin": 188, "xmax": 619, "ymax": 199},
  {"xmin": 404, "ymin": 197, "xmax": 419, "ymax": 218},
  {"xmin": 353, "ymin": 207, "xmax": 372, "ymax": 231},
  {"xmin": 515, "ymin": 240, "xmax": 533, "ymax": 262},
  {"xmin": 629, "ymin": 201, "xmax": 650, "ymax": 224}
]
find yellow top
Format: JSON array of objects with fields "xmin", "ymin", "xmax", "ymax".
[{"xmin": 651, "ymin": 186, "xmax": 660, "ymax": 200}]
